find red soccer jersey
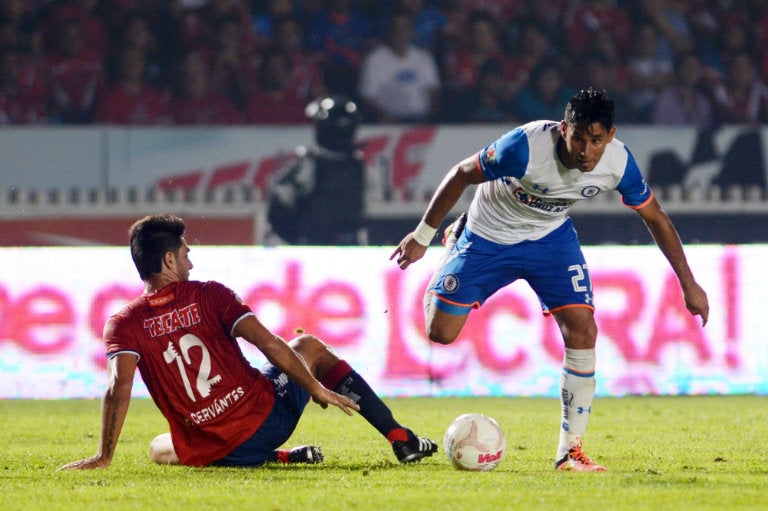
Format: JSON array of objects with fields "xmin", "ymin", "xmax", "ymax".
[{"xmin": 104, "ymin": 280, "xmax": 275, "ymax": 466}]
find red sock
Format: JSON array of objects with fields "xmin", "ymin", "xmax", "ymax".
[
  {"xmin": 275, "ymin": 450, "xmax": 290, "ymax": 463},
  {"xmin": 386, "ymin": 428, "xmax": 409, "ymax": 444}
]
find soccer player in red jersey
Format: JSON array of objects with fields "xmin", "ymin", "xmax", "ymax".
[{"xmin": 61, "ymin": 214, "xmax": 436, "ymax": 469}]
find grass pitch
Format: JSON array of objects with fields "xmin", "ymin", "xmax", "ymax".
[{"xmin": 1, "ymin": 395, "xmax": 766, "ymax": 511}]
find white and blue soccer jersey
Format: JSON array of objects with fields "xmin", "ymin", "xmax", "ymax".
[{"xmin": 469, "ymin": 120, "xmax": 653, "ymax": 244}]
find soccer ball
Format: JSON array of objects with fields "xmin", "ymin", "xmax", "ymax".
[{"xmin": 444, "ymin": 413, "xmax": 506, "ymax": 471}]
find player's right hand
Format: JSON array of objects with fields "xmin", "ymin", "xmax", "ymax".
[
  {"xmin": 683, "ymin": 281, "xmax": 709, "ymax": 327},
  {"xmin": 390, "ymin": 234, "xmax": 428, "ymax": 270}
]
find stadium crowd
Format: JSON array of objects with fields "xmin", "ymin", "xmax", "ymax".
[{"xmin": 1, "ymin": 0, "xmax": 768, "ymax": 126}]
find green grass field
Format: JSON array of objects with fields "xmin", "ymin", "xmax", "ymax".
[{"xmin": 1, "ymin": 395, "xmax": 766, "ymax": 511}]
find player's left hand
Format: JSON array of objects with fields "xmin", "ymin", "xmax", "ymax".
[
  {"xmin": 311, "ymin": 387, "xmax": 360, "ymax": 416},
  {"xmin": 683, "ymin": 282, "xmax": 709, "ymax": 326},
  {"xmin": 58, "ymin": 456, "xmax": 110, "ymax": 470}
]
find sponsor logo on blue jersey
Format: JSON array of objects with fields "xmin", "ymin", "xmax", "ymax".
[{"xmin": 513, "ymin": 187, "xmax": 571, "ymax": 213}]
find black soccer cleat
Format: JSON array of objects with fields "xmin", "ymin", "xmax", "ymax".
[
  {"xmin": 392, "ymin": 429, "xmax": 438, "ymax": 463},
  {"xmin": 287, "ymin": 445, "xmax": 324, "ymax": 464}
]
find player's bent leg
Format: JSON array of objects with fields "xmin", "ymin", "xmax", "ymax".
[
  {"xmin": 289, "ymin": 333, "xmax": 338, "ymax": 379},
  {"xmin": 308, "ymin": 336, "xmax": 438, "ymax": 463},
  {"xmin": 149, "ymin": 433, "xmax": 180, "ymax": 465},
  {"xmin": 425, "ymin": 299, "xmax": 471, "ymax": 345},
  {"xmin": 423, "ymin": 213, "xmax": 468, "ymax": 316}
]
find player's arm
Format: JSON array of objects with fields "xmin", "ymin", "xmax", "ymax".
[
  {"xmin": 635, "ymin": 197, "xmax": 710, "ymax": 326},
  {"xmin": 59, "ymin": 353, "xmax": 137, "ymax": 470},
  {"xmin": 233, "ymin": 315, "xmax": 359, "ymax": 415},
  {"xmin": 391, "ymin": 155, "xmax": 486, "ymax": 269}
]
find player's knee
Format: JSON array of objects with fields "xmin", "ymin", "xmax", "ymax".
[
  {"xmin": 426, "ymin": 324, "xmax": 458, "ymax": 345},
  {"xmin": 291, "ymin": 333, "xmax": 339, "ymax": 376},
  {"xmin": 425, "ymin": 307, "xmax": 466, "ymax": 345},
  {"xmin": 291, "ymin": 333, "xmax": 330, "ymax": 354}
]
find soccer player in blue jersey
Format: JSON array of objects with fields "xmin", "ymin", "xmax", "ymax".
[{"xmin": 391, "ymin": 87, "xmax": 709, "ymax": 472}]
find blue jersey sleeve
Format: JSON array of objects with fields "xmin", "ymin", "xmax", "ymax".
[
  {"xmin": 616, "ymin": 147, "xmax": 653, "ymax": 207},
  {"xmin": 477, "ymin": 127, "xmax": 530, "ymax": 180}
]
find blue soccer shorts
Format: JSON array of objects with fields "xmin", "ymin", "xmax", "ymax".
[
  {"xmin": 430, "ymin": 217, "xmax": 594, "ymax": 316},
  {"xmin": 212, "ymin": 364, "xmax": 310, "ymax": 467}
]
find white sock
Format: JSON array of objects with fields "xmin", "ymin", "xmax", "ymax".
[{"xmin": 556, "ymin": 348, "xmax": 596, "ymax": 461}]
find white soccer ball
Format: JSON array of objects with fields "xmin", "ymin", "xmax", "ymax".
[{"xmin": 444, "ymin": 413, "xmax": 506, "ymax": 471}]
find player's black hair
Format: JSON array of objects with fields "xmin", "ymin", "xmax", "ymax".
[
  {"xmin": 564, "ymin": 87, "xmax": 614, "ymax": 131},
  {"xmin": 129, "ymin": 214, "xmax": 186, "ymax": 281}
]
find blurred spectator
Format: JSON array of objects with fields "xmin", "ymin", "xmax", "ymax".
[
  {"xmin": 112, "ymin": 13, "xmax": 167, "ymax": 87},
  {"xmin": 436, "ymin": 0, "xmax": 471, "ymax": 55},
  {"xmin": 171, "ymin": 50, "xmax": 243, "ymax": 124},
  {"xmin": 94, "ymin": 47, "xmax": 171, "ymax": 124},
  {"xmin": 208, "ymin": 14, "xmax": 259, "ymax": 109},
  {"xmin": 0, "ymin": 48, "xmax": 47, "ymax": 123},
  {"xmin": 246, "ymin": 16, "xmax": 325, "ymax": 124},
  {"xmin": 639, "ymin": 0, "xmax": 696, "ymax": 58},
  {"xmin": 456, "ymin": 59, "xmax": 516, "ymax": 123},
  {"xmin": 100, "ymin": 0, "xmax": 160, "ymax": 29},
  {"xmin": 505, "ymin": 20, "xmax": 559, "ymax": 102},
  {"xmin": 573, "ymin": 48, "xmax": 630, "ymax": 122},
  {"xmin": 358, "ymin": 11, "xmax": 440, "ymax": 123},
  {"xmin": 245, "ymin": 47, "xmax": 314, "ymax": 124},
  {"xmin": 711, "ymin": 52, "xmax": 768, "ymax": 124},
  {"xmin": 305, "ymin": 0, "xmax": 374, "ymax": 97},
  {"xmin": 706, "ymin": 20, "xmax": 751, "ymax": 82},
  {"xmin": 45, "ymin": 16, "xmax": 103, "ymax": 123},
  {"xmin": 563, "ymin": 0, "xmax": 633, "ymax": 56},
  {"xmin": 652, "ymin": 52, "xmax": 714, "ymax": 128},
  {"xmin": 168, "ymin": 1, "xmax": 209, "ymax": 54},
  {"xmin": 626, "ymin": 22, "xmax": 673, "ymax": 123},
  {"xmin": 250, "ymin": 0, "xmax": 297, "ymax": 50},
  {"xmin": 467, "ymin": 0, "xmax": 524, "ymax": 21},
  {"xmin": 754, "ymin": 1, "xmax": 768, "ymax": 82},
  {"xmin": 510, "ymin": 1, "xmax": 566, "ymax": 44},
  {"xmin": 42, "ymin": 0, "xmax": 110, "ymax": 60},
  {"xmin": 271, "ymin": 15, "xmax": 326, "ymax": 98},
  {"xmin": 169, "ymin": 0, "xmax": 254, "ymax": 66},
  {"xmin": 0, "ymin": 0, "xmax": 44, "ymax": 56},
  {"xmin": 440, "ymin": 10, "xmax": 514, "ymax": 121},
  {"xmin": 205, "ymin": 0, "xmax": 258, "ymax": 55},
  {"xmin": 392, "ymin": 0, "xmax": 447, "ymax": 51},
  {"xmin": 514, "ymin": 61, "xmax": 573, "ymax": 122}
]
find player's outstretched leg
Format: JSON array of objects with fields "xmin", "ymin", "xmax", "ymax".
[
  {"xmin": 389, "ymin": 428, "xmax": 439, "ymax": 463},
  {"xmin": 321, "ymin": 359, "xmax": 437, "ymax": 463}
]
